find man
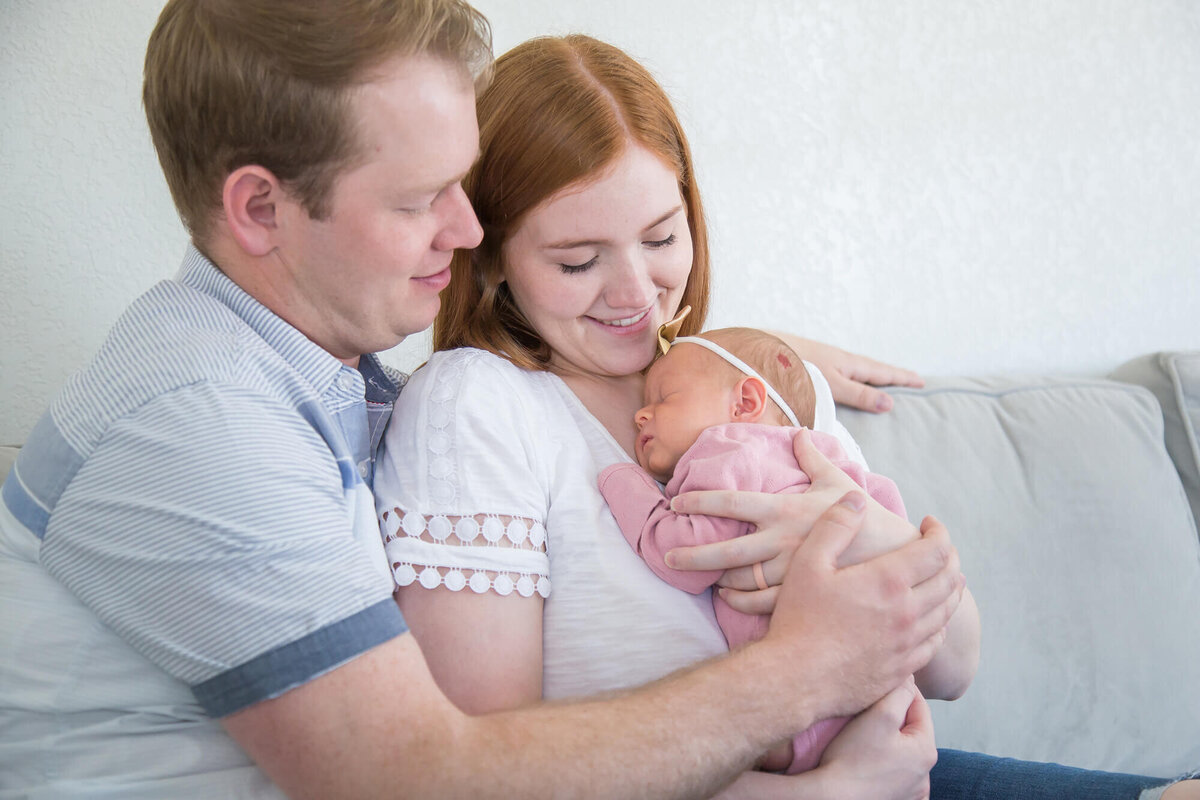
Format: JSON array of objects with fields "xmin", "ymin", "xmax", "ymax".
[{"xmin": 0, "ymin": 1, "xmax": 962, "ymax": 796}]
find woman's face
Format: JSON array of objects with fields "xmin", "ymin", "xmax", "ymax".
[{"xmin": 502, "ymin": 145, "xmax": 693, "ymax": 379}]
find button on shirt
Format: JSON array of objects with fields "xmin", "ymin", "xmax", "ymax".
[{"xmin": 0, "ymin": 246, "xmax": 407, "ymax": 797}]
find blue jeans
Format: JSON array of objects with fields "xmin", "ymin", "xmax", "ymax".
[{"xmin": 932, "ymin": 750, "xmax": 1167, "ymax": 800}]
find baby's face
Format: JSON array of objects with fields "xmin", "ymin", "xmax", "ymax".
[{"xmin": 635, "ymin": 345, "xmax": 735, "ymax": 482}]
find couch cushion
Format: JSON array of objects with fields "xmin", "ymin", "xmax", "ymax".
[
  {"xmin": 1111, "ymin": 351, "xmax": 1200, "ymax": 535},
  {"xmin": 842, "ymin": 376, "xmax": 1200, "ymax": 777}
]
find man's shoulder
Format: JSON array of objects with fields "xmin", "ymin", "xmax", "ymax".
[{"xmin": 56, "ymin": 279, "xmax": 303, "ymax": 441}]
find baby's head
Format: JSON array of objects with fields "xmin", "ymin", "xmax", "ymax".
[{"xmin": 634, "ymin": 327, "xmax": 816, "ymax": 481}]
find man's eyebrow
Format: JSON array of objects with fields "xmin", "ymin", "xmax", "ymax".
[
  {"xmin": 414, "ymin": 149, "xmax": 482, "ymax": 196},
  {"xmin": 543, "ymin": 205, "xmax": 684, "ymax": 250}
]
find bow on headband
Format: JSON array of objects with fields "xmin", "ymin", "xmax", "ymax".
[{"xmin": 656, "ymin": 305, "xmax": 692, "ymax": 355}]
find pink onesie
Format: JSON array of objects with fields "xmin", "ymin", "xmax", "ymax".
[{"xmin": 598, "ymin": 423, "xmax": 906, "ymax": 774}]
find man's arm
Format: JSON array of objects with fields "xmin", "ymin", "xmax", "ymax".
[{"xmin": 223, "ymin": 493, "xmax": 964, "ymax": 799}]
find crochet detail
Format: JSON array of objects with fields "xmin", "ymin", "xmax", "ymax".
[{"xmin": 380, "ymin": 507, "xmax": 550, "ymax": 599}]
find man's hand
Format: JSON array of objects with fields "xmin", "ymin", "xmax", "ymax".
[
  {"xmin": 772, "ymin": 333, "xmax": 924, "ymax": 413},
  {"xmin": 760, "ymin": 492, "xmax": 964, "ymax": 719}
]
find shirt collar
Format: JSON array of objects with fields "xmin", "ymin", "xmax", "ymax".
[{"xmin": 175, "ymin": 245, "xmax": 401, "ymax": 404}]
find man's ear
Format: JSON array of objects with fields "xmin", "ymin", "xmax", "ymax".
[
  {"xmin": 222, "ymin": 165, "xmax": 285, "ymax": 257},
  {"xmin": 732, "ymin": 376, "xmax": 769, "ymax": 422}
]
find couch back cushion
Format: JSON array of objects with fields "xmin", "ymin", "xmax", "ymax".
[
  {"xmin": 1111, "ymin": 351, "xmax": 1200, "ymax": 534},
  {"xmin": 842, "ymin": 375, "xmax": 1200, "ymax": 777}
]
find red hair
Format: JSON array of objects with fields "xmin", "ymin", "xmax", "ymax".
[{"xmin": 434, "ymin": 34, "xmax": 711, "ymax": 370}]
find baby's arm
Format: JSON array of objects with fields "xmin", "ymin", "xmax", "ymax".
[{"xmin": 598, "ymin": 462, "xmax": 745, "ymax": 594}]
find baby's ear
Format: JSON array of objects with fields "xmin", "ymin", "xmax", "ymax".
[{"xmin": 732, "ymin": 376, "xmax": 769, "ymax": 422}]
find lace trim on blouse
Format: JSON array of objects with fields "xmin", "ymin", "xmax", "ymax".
[{"xmin": 380, "ymin": 507, "xmax": 551, "ymax": 598}]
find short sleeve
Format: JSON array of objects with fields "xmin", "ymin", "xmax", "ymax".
[
  {"xmin": 374, "ymin": 349, "xmax": 551, "ymax": 599},
  {"xmin": 39, "ymin": 382, "xmax": 403, "ymax": 717}
]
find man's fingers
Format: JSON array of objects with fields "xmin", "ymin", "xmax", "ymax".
[
  {"xmin": 871, "ymin": 515, "xmax": 957, "ymax": 590},
  {"xmin": 833, "ymin": 376, "xmax": 896, "ymax": 414}
]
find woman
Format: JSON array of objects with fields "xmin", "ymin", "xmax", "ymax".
[{"xmin": 373, "ymin": 34, "xmax": 1191, "ymax": 800}]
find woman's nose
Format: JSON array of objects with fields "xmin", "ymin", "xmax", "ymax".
[{"xmin": 605, "ymin": 255, "xmax": 656, "ymax": 310}]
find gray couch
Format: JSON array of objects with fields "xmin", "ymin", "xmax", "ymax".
[
  {"xmin": 4, "ymin": 351, "xmax": 1198, "ymax": 778},
  {"xmin": 841, "ymin": 350, "xmax": 1200, "ymax": 778}
]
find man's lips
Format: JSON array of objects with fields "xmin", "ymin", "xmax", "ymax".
[{"xmin": 413, "ymin": 266, "xmax": 452, "ymax": 290}]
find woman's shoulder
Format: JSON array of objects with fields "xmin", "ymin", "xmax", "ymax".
[{"xmin": 414, "ymin": 346, "xmax": 541, "ymax": 386}]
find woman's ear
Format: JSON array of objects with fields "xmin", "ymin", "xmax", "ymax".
[
  {"xmin": 222, "ymin": 165, "xmax": 285, "ymax": 257},
  {"xmin": 732, "ymin": 376, "xmax": 769, "ymax": 422}
]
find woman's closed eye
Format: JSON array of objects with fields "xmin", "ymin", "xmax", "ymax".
[
  {"xmin": 644, "ymin": 232, "xmax": 677, "ymax": 249},
  {"xmin": 559, "ymin": 255, "xmax": 598, "ymax": 274}
]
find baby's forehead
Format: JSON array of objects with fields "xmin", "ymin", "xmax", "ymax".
[{"xmin": 651, "ymin": 343, "xmax": 728, "ymax": 381}]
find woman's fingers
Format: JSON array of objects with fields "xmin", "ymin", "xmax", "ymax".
[
  {"xmin": 718, "ymin": 585, "xmax": 779, "ymax": 615},
  {"xmin": 669, "ymin": 488, "xmax": 774, "ymax": 523}
]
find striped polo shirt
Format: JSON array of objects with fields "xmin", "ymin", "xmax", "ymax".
[{"xmin": 0, "ymin": 246, "xmax": 406, "ymax": 795}]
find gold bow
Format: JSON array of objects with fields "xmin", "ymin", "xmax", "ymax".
[{"xmin": 656, "ymin": 305, "xmax": 692, "ymax": 355}]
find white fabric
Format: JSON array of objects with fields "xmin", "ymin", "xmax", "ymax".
[
  {"xmin": 374, "ymin": 347, "xmax": 730, "ymax": 698},
  {"xmin": 805, "ymin": 360, "xmax": 868, "ymax": 470}
]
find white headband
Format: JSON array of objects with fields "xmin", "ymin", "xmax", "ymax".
[{"xmin": 671, "ymin": 336, "xmax": 802, "ymax": 427}]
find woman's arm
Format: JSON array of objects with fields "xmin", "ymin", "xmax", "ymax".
[
  {"xmin": 395, "ymin": 582, "xmax": 544, "ymax": 714},
  {"xmin": 770, "ymin": 332, "xmax": 924, "ymax": 413}
]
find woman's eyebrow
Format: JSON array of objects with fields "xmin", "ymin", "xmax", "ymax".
[{"xmin": 543, "ymin": 205, "xmax": 684, "ymax": 250}]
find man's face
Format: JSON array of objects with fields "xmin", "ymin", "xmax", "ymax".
[{"xmin": 274, "ymin": 55, "xmax": 482, "ymax": 363}]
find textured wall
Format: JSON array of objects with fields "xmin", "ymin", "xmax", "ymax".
[{"xmin": 3, "ymin": 1, "xmax": 1198, "ymax": 443}]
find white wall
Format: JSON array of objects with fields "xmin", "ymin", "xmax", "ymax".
[{"xmin": 3, "ymin": 0, "xmax": 1198, "ymax": 444}]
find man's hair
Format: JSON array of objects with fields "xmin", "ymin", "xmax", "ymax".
[
  {"xmin": 143, "ymin": 0, "xmax": 492, "ymax": 248},
  {"xmin": 434, "ymin": 34, "xmax": 711, "ymax": 370},
  {"xmin": 694, "ymin": 328, "xmax": 817, "ymax": 428}
]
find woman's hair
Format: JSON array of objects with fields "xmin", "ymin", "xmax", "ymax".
[
  {"xmin": 695, "ymin": 328, "xmax": 817, "ymax": 429},
  {"xmin": 434, "ymin": 34, "xmax": 711, "ymax": 370},
  {"xmin": 143, "ymin": 0, "xmax": 492, "ymax": 249}
]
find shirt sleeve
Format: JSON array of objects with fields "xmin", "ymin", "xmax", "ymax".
[
  {"xmin": 374, "ymin": 349, "xmax": 551, "ymax": 599},
  {"xmin": 38, "ymin": 382, "xmax": 404, "ymax": 717}
]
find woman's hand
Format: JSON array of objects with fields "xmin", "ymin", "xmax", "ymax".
[
  {"xmin": 771, "ymin": 333, "xmax": 924, "ymax": 413},
  {"xmin": 813, "ymin": 678, "xmax": 937, "ymax": 800},
  {"xmin": 666, "ymin": 429, "xmax": 909, "ymax": 615}
]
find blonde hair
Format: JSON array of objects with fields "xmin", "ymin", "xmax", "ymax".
[
  {"xmin": 143, "ymin": 0, "xmax": 492, "ymax": 248},
  {"xmin": 434, "ymin": 34, "xmax": 711, "ymax": 370},
  {"xmin": 690, "ymin": 328, "xmax": 816, "ymax": 428}
]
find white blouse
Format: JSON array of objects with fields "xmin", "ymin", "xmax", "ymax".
[{"xmin": 373, "ymin": 347, "xmax": 729, "ymax": 699}]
